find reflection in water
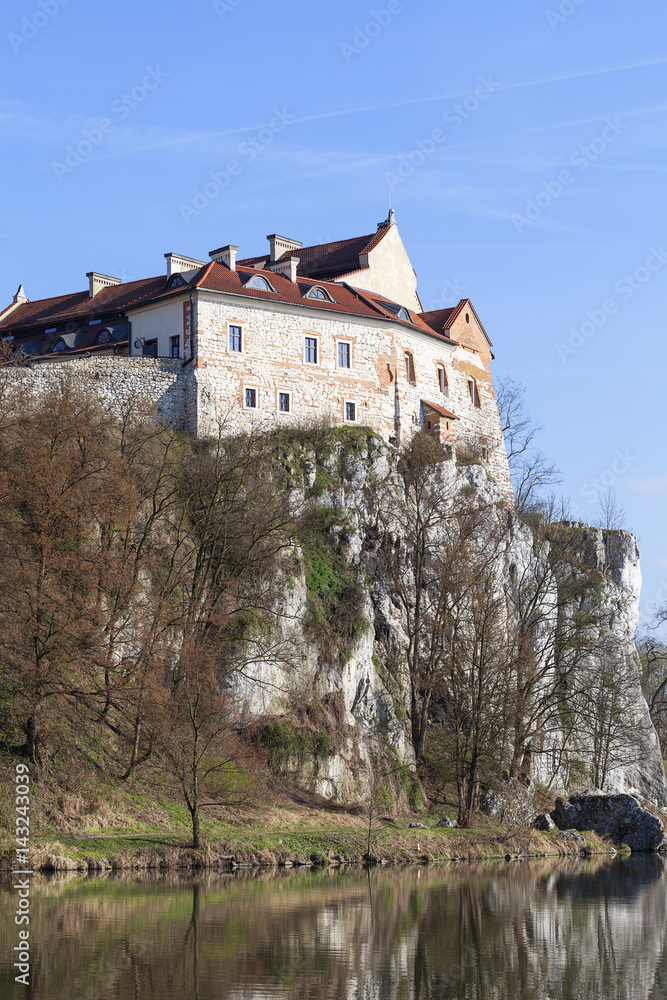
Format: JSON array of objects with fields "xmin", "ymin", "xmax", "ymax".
[{"xmin": 1, "ymin": 856, "xmax": 666, "ymax": 999}]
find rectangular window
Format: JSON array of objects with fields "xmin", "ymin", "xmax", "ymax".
[
  {"xmin": 143, "ymin": 339, "xmax": 158, "ymax": 357},
  {"xmin": 438, "ymin": 367, "xmax": 447, "ymax": 393},
  {"xmin": 279, "ymin": 392, "xmax": 290, "ymax": 413},
  {"xmin": 304, "ymin": 337, "xmax": 318, "ymax": 364},
  {"xmin": 170, "ymin": 335, "xmax": 180, "ymax": 359},
  {"xmin": 345, "ymin": 401, "xmax": 356, "ymax": 422},
  {"xmin": 337, "ymin": 342, "xmax": 351, "ymax": 368},
  {"xmin": 245, "ymin": 388, "xmax": 257, "ymax": 408},
  {"xmin": 405, "ymin": 353, "xmax": 415, "ymax": 383},
  {"xmin": 468, "ymin": 379, "xmax": 481, "ymax": 407},
  {"xmin": 229, "ymin": 325, "xmax": 242, "ymax": 352}
]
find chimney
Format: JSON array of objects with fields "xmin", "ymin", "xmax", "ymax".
[
  {"xmin": 164, "ymin": 253, "xmax": 206, "ymax": 279},
  {"xmin": 377, "ymin": 208, "xmax": 396, "ymax": 229},
  {"xmin": 267, "ymin": 234, "xmax": 302, "ymax": 263},
  {"xmin": 86, "ymin": 272, "xmax": 122, "ymax": 298},
  {"xmin": 13, "ymin": 284, "xmax": 28, "ymax": 305},
  {"xmin": 268, "ymin": 257, "xmax": 299, "ymax": 283},
  {"xmin": 209, "ymin": 245, "xmax": 239, "ymax": 271}
]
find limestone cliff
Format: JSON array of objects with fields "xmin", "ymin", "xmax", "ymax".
[{"xmin": 232, "ymin": 431, "xmax": 667, "ymax": 809}]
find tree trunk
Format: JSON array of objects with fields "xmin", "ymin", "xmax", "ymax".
[
  {"xmin": 191, "ymin": 805, "xmax": 201, "ymax": 849},
  {"xmin": 24, "ymin": 714, "xmax": 41, "ymax": 763}
]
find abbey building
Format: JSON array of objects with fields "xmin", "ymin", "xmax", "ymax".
[{"xmin": 0, "ymin": 212, "xmax": 512, "ymax": 496}]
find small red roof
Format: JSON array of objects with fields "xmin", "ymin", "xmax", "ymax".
[
  {"xmin": 422, "ymin": 400, "xmax": 459, "ymax": 420},
  {"xmin": 420, "ymin": 300, "xmax": 492, "ymax": 347}
]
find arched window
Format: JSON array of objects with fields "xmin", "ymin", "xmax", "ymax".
[
  {"xmin": 246, "ymin": 275, "xmax": 274, "ymax": 292},
  {"xmin": 305, "ymin": 286, "xmax": 333, "ymax": 302},
  {"xmin": 96, "ymin": 328, "xmax": 111, "ymax": 344}
]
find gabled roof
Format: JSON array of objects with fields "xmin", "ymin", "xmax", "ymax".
[
  {"xmin": 238, "ymin": 226, "xmax": 392, "ymax": 282},
  {"xmin": 420, "ymin": 300, "xmax": 492, "ymax": 347}
]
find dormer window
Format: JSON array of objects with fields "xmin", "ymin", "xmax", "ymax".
[
  {"xmin": 305, "ymin": 286, "xmax": 334, "ymax": 302},
  {"xmin": 245, "ymin": 275, "xmax": 275, "ymax": 292},
  {"xmin": 52, "ymin": 339, "xmax": 66, "ymax": 353},
  {"xmin": 169, "ymin": 274, "xmax": 185, "ymax": 288},
  {"xmin": 97, "ymin": 329, "xmax": 112, "ymax": 344},
  {"xmin": 397, "ymin": 308, "xmax": 411, "ymax": 322}
]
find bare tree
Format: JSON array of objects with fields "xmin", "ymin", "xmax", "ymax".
[
  {"xmin": 159, "ymin": 654, "xmax": 256, "ymax": 849},
  {"xmin": 594, "ymin": 488, "xmax": 628, "ymax": 531},
  {"xmin": 638, "ymin": 636, "xmax": 667, "ymax": 756},
  {"xmin": 496, "ymin": 377, "xmax": 561, "ymax": 513}
]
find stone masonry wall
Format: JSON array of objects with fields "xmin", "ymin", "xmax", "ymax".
[
  {"xmin": 2, "ymin": 356, "xmax": 188, "ymax": 425},
  {"xmin": 193, "ymin": 293, "xmax": 513, "ymax": 498}
]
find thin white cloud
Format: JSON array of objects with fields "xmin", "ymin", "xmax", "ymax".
[{"xmin": 628, "ymin": 476, "xmax": 667, "ymax": 496}]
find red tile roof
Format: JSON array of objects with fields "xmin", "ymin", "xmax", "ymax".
[
  {"xmin": 0, "ymin": 274, "xmax": 198, "ymax": 334},
  {"xmin": 238, "ymin": 226, "xmax": 392, "ymax": 282},
  {"xmin": 420, "ymin": 300, "xmax": 492, "ymax": 347},
  {"xmin": 422, "ymin": 400, "xmax": 459, "ymax": 420}
]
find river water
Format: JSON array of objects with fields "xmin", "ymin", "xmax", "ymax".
[{"xmin": 1, "ymin": 856, "xmax": 666, "ymax": 999}]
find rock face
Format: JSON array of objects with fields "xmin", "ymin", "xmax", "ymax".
[
  {"xmin": 230, "ymin": 434, "xmax": 667, "ymax": 809},
  {"xmin": 481, "ymin": 777, "xmax": 536, "ymax": 830},
  {"xmin": 554, "ymin": 794, "xmax": 666, "ymax": 852}
]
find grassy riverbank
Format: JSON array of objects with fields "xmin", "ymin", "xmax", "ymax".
[{"xmin": 0, "ymin": 797, "xmax": 619, "ymax": 873}]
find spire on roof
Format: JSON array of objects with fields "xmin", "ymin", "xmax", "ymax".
[{"xmin": 13, "ymin": 284, "xmax": 28, "ymax": 305}]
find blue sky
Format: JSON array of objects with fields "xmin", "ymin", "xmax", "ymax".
[{"xmin": 1, "ymin": 0, "xmax": 666, "ymax": 626}]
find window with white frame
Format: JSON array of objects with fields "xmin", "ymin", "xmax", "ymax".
[
  {"xmin": 229, "ymin": 325, "xmax": 242, "ymax": 351},
  {"xmin": 305, "ymin": 285, "xmax": 334, "ymax": 302},
  {"xmin": 246, "ymin": 275, "xmax": 274, "ymax": 292},
  {"xmin": 337, "ymin": 341, "xmax": 351, "ymax": 368},
  {"xmin": 278, "ymin": 391, "xmax": 291, "ymax": 413},
  {"xmin": 345, "ymin": 401, "xmax": 356, "ymax": 422},
  {"xmin": 304, "ymin": 336, "xmax": 318, "ymax": 364}
]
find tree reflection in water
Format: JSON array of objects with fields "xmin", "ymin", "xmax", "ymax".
[{"xmin": 0, "ymin": 856, "xmax": 665, "ymax": 1000}]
